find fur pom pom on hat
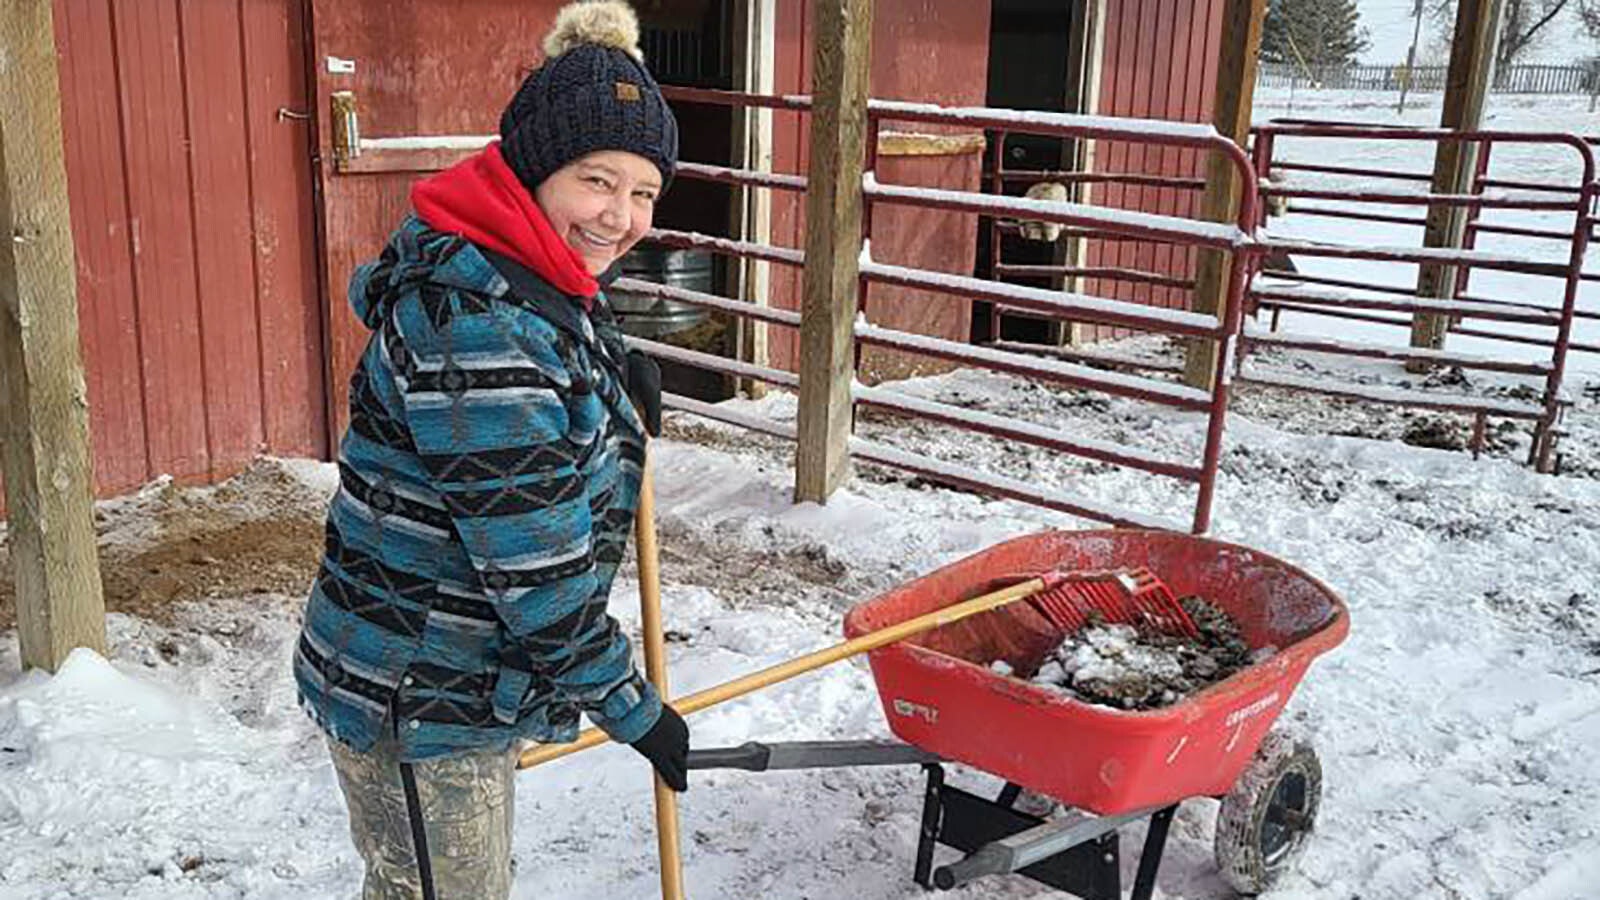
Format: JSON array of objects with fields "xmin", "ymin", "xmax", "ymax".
[
  {"xmin": 543, "ymin": 0, "xmax": 643, "ymax": 62},
  {"xmin": 499, "ymin": 0, "xmax": 677, "ymax": 193}
]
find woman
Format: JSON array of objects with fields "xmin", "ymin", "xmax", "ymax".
[{"xmin": 293, "ymin": 3, "xmax": 688, "ymax": 897}]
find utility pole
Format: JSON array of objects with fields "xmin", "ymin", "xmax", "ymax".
[
  {"xmin": 1398, "ymin": 0, "xmax": 1427, "ymax": 113},
  {"xmin": 1410, "ymin": 0, "xmax": 1506, "ymax": 365}
]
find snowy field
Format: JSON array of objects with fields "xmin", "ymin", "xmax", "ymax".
[
  {"xmin": 2, "ymin": 90, "xmax": 1599, "ymax": 899},
  {"xmin": 1254, "ymin": 89, "xmax": 1600, "ymax": 376}
]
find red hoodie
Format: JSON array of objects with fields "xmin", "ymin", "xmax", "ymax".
[{"xmin": 411, "ymin": 142, "xmax": 598, "ymax": 303}]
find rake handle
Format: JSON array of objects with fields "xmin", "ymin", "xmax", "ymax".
[{"xmin": 517, "ymin": 576, "xmax": 1049, "ymax": 770}]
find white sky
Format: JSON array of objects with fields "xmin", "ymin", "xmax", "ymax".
[{"xmin": 1356, "ymin": 0, "xmax": 1593, "ymax": 64}]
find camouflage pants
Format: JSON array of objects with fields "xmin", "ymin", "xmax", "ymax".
[{"xmin": 328, "ymin": 735, "xmax": 516, "ymax": 900}]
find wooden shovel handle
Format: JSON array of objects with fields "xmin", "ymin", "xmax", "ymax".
[
  {"xmin": 635, "ymin": 453, "xmax": 684, "ymax": 899},
  {"xmin": 518, "ymin": 575, "xmax": 1047, "ymax": 770}
]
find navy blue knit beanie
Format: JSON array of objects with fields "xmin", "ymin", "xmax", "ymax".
[{"xmin": 499, "ymin": 1, "xmax": 679, "ymax": 193}]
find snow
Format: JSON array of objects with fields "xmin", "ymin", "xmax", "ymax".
[
  {"xmin": 3, "ymin": 88, "xmax": 1600, "ymax": 900},
  {"xmin": 1043, "ymin": 624, "xmax": 1188, "ymax": 698},
  {"xmin": 359, "ymin": 135, "xmax": 494, "ymax": 151}
]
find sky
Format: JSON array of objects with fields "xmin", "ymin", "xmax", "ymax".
[{"xmin": 1355, "ymin": 0, "xmax": 1592, "ymax": 65}]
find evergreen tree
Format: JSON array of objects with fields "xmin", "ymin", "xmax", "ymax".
[{"xmin": 1262, "ymin": 0, "xmax": 1372, "ymax": 68}]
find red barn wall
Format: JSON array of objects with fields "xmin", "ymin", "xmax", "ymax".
[
  {"xmin": 1083, "ymin": 0, "xmax": 1226, "ymax": 340},
  {"xmin": 42, "ymin": 0, "xmax": 327, "ymax": 500}
]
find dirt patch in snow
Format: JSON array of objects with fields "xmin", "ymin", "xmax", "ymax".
[
  {"xmin": 649, "ymin": 516, "xmax": 865, "ymax": 619},
  {"xmin": 0, "ymin": 459, "xmax": 330, "ymax": 631},
  {"xmin": 1231, "ymin": 351, "xmax": 1598, "ymax": 476}
]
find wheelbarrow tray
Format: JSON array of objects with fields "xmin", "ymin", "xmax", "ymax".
[{"xmin": 843, "ymin": 530, "xmax": 1349, "ymax": 816}]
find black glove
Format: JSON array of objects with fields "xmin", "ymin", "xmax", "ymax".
[
  {"xmin": 629, "ymin": 704, "xmax": 689, "ymax": 791},
  {"xmin": 625, "ymin": 349, "xmax": 662, "ymax": 438}
]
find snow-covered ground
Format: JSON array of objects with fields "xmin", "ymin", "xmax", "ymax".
[
  {"xmin": 2, "ymin": 91, "xmax": 1599, "ymax": 899},
  {"xmin": 3, "ymin": 361, "xmax": 1598, "ymax": 899}
]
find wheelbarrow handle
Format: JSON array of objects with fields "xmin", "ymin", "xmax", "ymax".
[
  {"xmin": 932, "ymin": 845, "xmax": 1010, "ymax": 890},
  {"xmin": 685, "ymin": 741, "xmax": 772, "ymax": 771},
  {"xmin": 516, "ymin": 576, "xmax": 1049, "ymax": 770},
  {"xmin": 687, "ymin": 740, "xmax": 942, "ymax": 772}
]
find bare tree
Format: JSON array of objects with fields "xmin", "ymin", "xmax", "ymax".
[
  {"xmin": 1430, "ymin": 0, "xmax": 1571, "ymax": 71},
  {"xmin": 1580, "ymin": 0, "xmax": 1600, "ymax": 37}
]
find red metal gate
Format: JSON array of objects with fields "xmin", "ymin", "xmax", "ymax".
[
  {"xmin": 628, "ymin": 87, "xmax": 1260, "ymax": 534},
  {"xmin": 1247, "ymin": 121, "xmax": 1596, "ymax": 470}
]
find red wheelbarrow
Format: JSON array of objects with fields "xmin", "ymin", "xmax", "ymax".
[{"xmin": 687, "ymin": 530, "xmax": 1349, "ymax": 897}]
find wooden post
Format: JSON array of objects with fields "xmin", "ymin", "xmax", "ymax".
[
  {"xmin": 733, "ymin": 0, "xmax": 777, "ymax": 399},
  {"xmin": 793, "ymin": 0, "xmax": 873, "ymax": 504},
  {"xmin": 1183, "ymin": 0, "xmax": 1265, "ymax": 390},
  {"xmin": 0, "ymin": 0, "xmax": 107, "ymax": 671},
  {"xmin": 1409, "ymin": 0, "xmax": 1504, "ymax": 369}
]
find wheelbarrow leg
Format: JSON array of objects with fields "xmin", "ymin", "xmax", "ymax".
[
  {"xmin": 1130, "ymin": 804, "xmax": 1179, "ymax": 900},
  {"xmin": 995, "ymin": 782, "xmax": 1023, "ymax": 809},
  {"xmin": 914, "ymin": 764, "xmax": 946, "ymax": 889}
]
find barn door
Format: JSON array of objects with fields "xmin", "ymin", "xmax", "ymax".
[
  {"xmin": 49, "ymin": 0, "xmax": 327, "ymax": 498},
  {"xmin": 305, "ymin": 0, "xmax": 569, "ymax": 436}
]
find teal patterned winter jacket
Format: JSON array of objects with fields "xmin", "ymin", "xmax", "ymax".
[{"xmin": 293, "ymin": 216, "xmax": 659, "ymax": 761}]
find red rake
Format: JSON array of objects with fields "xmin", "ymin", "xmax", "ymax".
[{"xmin": 1025, "ymin": 567, "xmax": 1200, "ymax": 639}]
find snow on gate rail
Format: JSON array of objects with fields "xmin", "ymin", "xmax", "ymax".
[{"xmin": 626, "ymin": 86, "xmax": 1263, "ymax": 534}]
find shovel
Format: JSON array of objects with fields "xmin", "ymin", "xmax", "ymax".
[{"xmin": 634, "ymin": 450, "xmax": 685, "ymax": 899}]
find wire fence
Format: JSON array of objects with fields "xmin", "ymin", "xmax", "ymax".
[{"xmin": 1258, "ymin": 62, "xmax": 1599, "ymax": 95}]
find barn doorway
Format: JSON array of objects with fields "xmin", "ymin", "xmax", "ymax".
[
  {"xmin": 974, "ymin": 0, "xmax": 1096, "ymax": 347},
  {"xmin": 627, "ymin": 0, "xmax": 743, "ymax": 402}
]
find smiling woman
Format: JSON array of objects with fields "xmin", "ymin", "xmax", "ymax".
[{"xmin": 289, "ymin": 2, "xmax": 687, "ymax": 899}]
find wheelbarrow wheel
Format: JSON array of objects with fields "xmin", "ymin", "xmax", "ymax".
[{"xmin": 1213, "ymin": 730, "xmax": 1322, "ymax": 895}]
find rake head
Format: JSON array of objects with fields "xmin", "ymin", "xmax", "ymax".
[{"xmin": 1027, "ymin": 567, "xmax": 1199, "ymax": 639}]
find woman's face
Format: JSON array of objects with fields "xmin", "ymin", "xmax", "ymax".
[{"xmin": 535, "ymin": 150, "xmax": 661, "ymax": 275}]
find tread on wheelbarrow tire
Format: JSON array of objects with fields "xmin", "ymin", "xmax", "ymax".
[{"xmin": 1213, "ymin": 730, "xmax": 1322, "ymax": 895}]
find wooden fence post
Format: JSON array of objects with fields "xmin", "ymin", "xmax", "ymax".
[
  {"xmin": 0, "ymin": 0, "xmax": 107, "ymax": 671},
  {"xmin": 793, "ymin": 0, "xmax": 873, "ymax": 503},
  {"xmin": 1183, "ymin": 0, "xmax": 1265, "ymax": 390},
  {"xmin": 733, "ymin": 0, "xmax": 777, "ymax": 399},
  {"xmin": 1409, "ymin": 0, "xmax": 1504, "ymax": 368}
]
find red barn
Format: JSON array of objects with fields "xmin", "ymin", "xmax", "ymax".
[{"xmin": 45, "ymin": 0, "xmax": 1232, "ymax": 498}]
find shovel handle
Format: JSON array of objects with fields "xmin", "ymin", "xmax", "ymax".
[
  {"xmin": 518, "ymin": 575, "xmax": 1046, "ymax": 769},
  {"xmin": 635, "ymin": 454, "xmax": 685, "ymax": 900}
]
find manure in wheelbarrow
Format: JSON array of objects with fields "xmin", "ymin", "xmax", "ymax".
[{"xmin": 997, "ymin": 597, "xmax": 1269, "ymax": 710}]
